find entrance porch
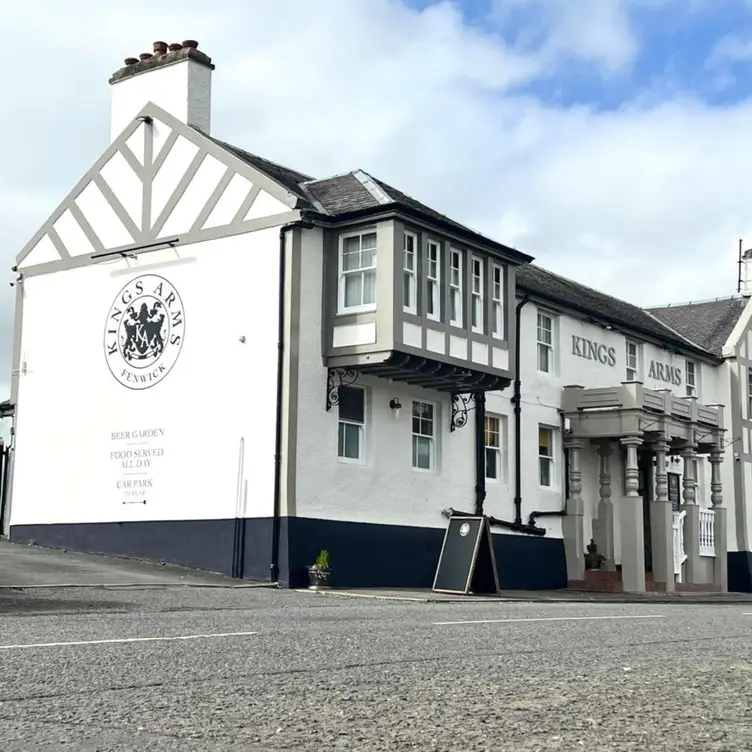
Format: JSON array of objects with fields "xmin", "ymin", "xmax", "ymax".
[{"xmin": 561, "ymin": 383, "xmax": 726, "ymax": 594}]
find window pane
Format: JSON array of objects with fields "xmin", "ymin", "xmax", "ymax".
[
  {"xmin": 361, "ymin": 248, "xmax": 376, "ymax": 268},
  {"xmin": 338, "ymin": 422, "xmax": 361, "ymax": 460},
  {"xmin": 485, "ymin": 416, "xmax": 499, "ymax": 447},
  {"xmin": 413, "ymin": 435, "xmax": 432, "ymax": 469},
  {"xmin": 344, "ymin": 274, "xmax": 362, "ymax": 307},
  {"xmin": 538, "ymin": 343, "xmax": 549, "ymax": 372},
  {"xmin": 539, "ymin": 457, "xmax": 551, "ymax": 486},
  {"xmin": 486, "ymin": 447, "xmax": 498, "ymax": 479},
  {"xmin": 362, "ymin": 270, "xmax": 376, "ymax": 305},
  {"xmin": 361, "ymin": 232, "xmax": 377, "ymax": 250},
  {"xmin": 403, "ymin": 271, "xmax": 412, "ymax": 308},
  {"xmin": 427, "ymin": 280, "xmax": 436, "ymax": 316},
  {"xmin": 538, "ymin": 427, "xmax": 551, "ymax": 456}
]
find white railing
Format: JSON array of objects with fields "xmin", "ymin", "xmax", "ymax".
[
  {"xmin": 673, "ymin": 510, "xmax": 687, "ymax": 582},
  {"xmin": 699, "ymin": 509, "xmax": 716, "ymax": 557}
]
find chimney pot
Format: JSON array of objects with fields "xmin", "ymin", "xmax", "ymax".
[
  {"xmin": 139, "ymin": 52, "xmax": 154, "ymax": 61},
  {"xmin": 182, "ymin": 40, "xmax": 199, "ymax": 49},
  {"xmin": 153, "ymin": 41, "xmax": 168, "ymax": 56},
  {"xmin": 124, "ymin": 57, "xmax": 139, "ymax": 66},
  {"xmin": 168, "ymin": 43, "xmax": 183, "ymax": 52}
]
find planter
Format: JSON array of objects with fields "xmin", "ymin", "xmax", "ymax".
[{"xmin": 308, "ymin": 565, "xmax": 331, "ymax": 590}]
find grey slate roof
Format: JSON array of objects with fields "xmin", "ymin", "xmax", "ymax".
[
  {"xmin": 204, "ymin": 130, "xmax": 531, "ymax": 262},
  {"xmin": 517, "ymin": 264, "xmax": 719, "ymax": 359},
  {"xmin": 206, "ymin": 132, "xmax": 735, "ymax": 360},
  {"xmin": 647, "ymin": 297, "xmax": 747, "ymax": 357}
]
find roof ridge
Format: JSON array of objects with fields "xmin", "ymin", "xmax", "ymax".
[
  {"xmin": 647, "ymin": 294, "xmax": 745, "ymax": 310},
  {"xmin": 353, "ymin": 170, "xmax": 393, "ymax": 204}
]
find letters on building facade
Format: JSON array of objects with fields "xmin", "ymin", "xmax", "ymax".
[{"xmin": 571, "ymin": 335, "xmax": 616, "ymax": 367}]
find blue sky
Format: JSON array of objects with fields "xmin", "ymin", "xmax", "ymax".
[
  {"xmin": 3, "ymin": 0, "xmax": 752, "ymax": 396},
  {"xmin": 407, "ymin": 0, "xmax": 752, "ymax": 109}
]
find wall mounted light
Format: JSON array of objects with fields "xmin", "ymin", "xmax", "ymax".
[{"xmin": 389, "ymin": 397, "xmax": 402, "ymax": 416}]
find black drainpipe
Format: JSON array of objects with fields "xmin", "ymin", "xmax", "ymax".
[
  {"xmin": 451, "ymin": 293, "xmax": 544, "ymax": 536},
  {"xmin": 474, "ymin": 391, "xmax": 486, "ymax": 516},
  {"xmin": 512, "ymin": 295, "xmax": 530, "ymax": 525},
  {"xmin": 269, "ymin": 212, "xmax": 315, "ymax": 584}
]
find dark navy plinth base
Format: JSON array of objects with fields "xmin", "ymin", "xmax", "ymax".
[
  {"xmin": 728, "ymin": 551, "xmax": 752, "ymax": 592},
  {"xmin": 11, "ymin": 516, "xmax": 568, "ymax": 591}
]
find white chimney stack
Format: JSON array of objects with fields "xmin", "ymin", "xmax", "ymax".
[{"xmin": 108, "ymin": 40, "xmax": 214, "ymax": 142}]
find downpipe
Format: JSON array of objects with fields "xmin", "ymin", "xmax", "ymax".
[{"xmin": 270, "ymin": 213, "xmax": 316, "ymax": 584}]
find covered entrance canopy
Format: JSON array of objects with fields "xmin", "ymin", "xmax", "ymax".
[{"xmin": 560, "ymin": 382, "xmax": 726, "ymax": 593}]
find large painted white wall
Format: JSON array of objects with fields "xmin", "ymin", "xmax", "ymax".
[
  {"xmin": 11, "ymin": 227, "xmax": 280, "ymax": 528},
  {"xmin": 293, "ymin": 229, "xmax": 476, "ymax": 530}
]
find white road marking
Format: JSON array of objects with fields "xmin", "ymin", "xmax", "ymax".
[
  {"xmin": 0, "ymin": 630, "xmax": 259, "ymax": 651},
  {"xmin": 433, "ymin": 614, "xmax": 667, "ymax": 626}
]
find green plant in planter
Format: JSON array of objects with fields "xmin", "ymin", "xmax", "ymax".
[
  {"xmin": 584, "ymin": 539, "xmax": 605, "ymax": 570},
  {"xmin": 308, "ymin": 549, "xmax": 331, "ymax": 589}
]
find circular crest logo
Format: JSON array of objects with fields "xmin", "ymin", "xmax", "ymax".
[
  {"xmin": 104, "ymin": 274, "xmax": 185, "ymax": 390},
  {"xmin": 459, "ymin": 523, "xmax": 470, "ymax": 537}
]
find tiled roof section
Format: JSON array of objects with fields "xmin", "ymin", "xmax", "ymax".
[
  {"xmin": 647, "ymin": 297, "xmax": 747, "ymax": 357},
  {"xmin": 516, "ymin": 264, "xmax": 716, "ymax": 357},
  {"xmin": 306, "ymin": 170, "xmax": 503, "ymax": 245},
  {"xmin": 304, "ymin": 173, "xmax": 381, "ymax": 215},
  {"xmin": 206, "ymin": 134, "xmax": 314, "ymax": 204}
]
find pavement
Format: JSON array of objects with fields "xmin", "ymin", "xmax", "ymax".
[
  {"xmin": 1, "ymin": 541, "xmax": 752, "ymax": 750},
  {"xmin": 0, "ymin": 538, "xmax": 268, "ymax": 588}
]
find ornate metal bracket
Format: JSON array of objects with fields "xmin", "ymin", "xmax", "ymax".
[
  {"xmin": 450, "ymin": 393, "xmax": 476, "ymax": 432},
  {"xmin": 326, "ymin": 367, "xmax": 359, "ymax": 411}
]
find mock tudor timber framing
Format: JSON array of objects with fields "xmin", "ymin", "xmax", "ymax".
[{"xmin": 16, "ymin": 102, "xmax": 303, "ymax": 278}]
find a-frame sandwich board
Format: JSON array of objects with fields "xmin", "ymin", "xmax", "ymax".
[{"xmin": 432, "ymin": 515, "xmax": 501, "ymax": 596}]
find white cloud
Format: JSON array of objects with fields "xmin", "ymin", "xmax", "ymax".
[
  {"xmin": 707, "ymin": 34, "xmax": 752, "ymax": 66},
  {"xmin": 1, "ymin": 0, "xmax": 751, "ymax": 394}
]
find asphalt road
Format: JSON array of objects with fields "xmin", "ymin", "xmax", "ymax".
[{"xmin": 1, "ymin": 585, "xmax": 750, "ymax": 751}]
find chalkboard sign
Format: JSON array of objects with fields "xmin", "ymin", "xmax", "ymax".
[
  {"xmin": 668, "ymin": 472, "xmax": 681, "ymax": 512},
  {"xmin": 432, "ymin": 516, "xmax": 500, "ymax": 596}
]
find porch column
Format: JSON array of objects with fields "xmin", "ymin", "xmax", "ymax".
[
  {"xmin": 592, "ymin": 441, "xmax": 615, "ymax": 570},
  {"xmin": 710, "ymin": 445, "xmax": 727, "ymax": 592},
  {"xmin": 562, "ymin": 437, "xmax": 585, "ymax": 582},
  {"xmin": 681, "ymin": 441, "xmax": 700, "ymax": 585},
  {"xmin": 650, "ymin": 435, "xmax": 674, "ymax": 592},
  {"xmin": 620, "ymin": 434, "xmax": 645, "ymax": 593}
]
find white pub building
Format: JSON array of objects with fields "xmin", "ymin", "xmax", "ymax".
[{"xmin": 3, "ymin": 39, "xmax": 751, "ymax": 594}]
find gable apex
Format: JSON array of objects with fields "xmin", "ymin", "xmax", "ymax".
[{"xmin": 16, "ymin": 102, "xmax": 304, "ymax": 270}]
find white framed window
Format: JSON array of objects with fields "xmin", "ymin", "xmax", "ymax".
[
  {"xmin": 449, "ymin": 248, "xmax": 463, "ymax": 328},
  {"xmin": 471, "ymin": 256, "xmax": 484, "ymax": 334},
  {"xmin": 403, "ymin": 231, "xmax": 417, "ymax": 315},
  {"xmin": 412, "ymin": 400, "xmax": 435, "ymax": 471},
  {"xmin": 538, "ymin": 425, "xmax": 555, "ymax": 487},
  {"xmin": 491, "ymin": 264, "xmax": 504, "ymax": 339},
  {"xmin": 626, "ymin": 340, "xmax": 639, "ymax": 381},
  {"xmin": 485, "ymin": 414, "xmax": 507, "ymax": 482},
  {"xmin": 747, "ymin": 367, "xmax": 752, "ymax": 418},
  {"xmin": 426, "ymin": 240, "xmax": 441, "ymax": 322},
  {"xmin": 685, "ymin": 359, "xmax": 697, "ymax": 397},
  {"xmin": 536, "ymin": 312, "xmax": 553, "ymax": 373},
  {"xmin": 337, "ymin": 386, "xmax": 366, "ymax": 464},
  {"xmin": 338, "ymin": 230, "xmax": 376, "ymax": 313}
]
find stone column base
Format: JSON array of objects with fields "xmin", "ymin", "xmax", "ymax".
[
  {"xmin": 683, "ymin": 504, "xmax": 700, "ymax": 585},
  {"xmin": 650, "ymin": 500, "xmax": 675, "ymax": 592},
  {"xmin": 713, "ymin": 507, "xmax": 728, "ymax": 592},
  {"xmin": 620, "ymin": 495, "xmax": 645, "ymax": 593},
  {"xmin": 562, "ymin": 514, "xmax": 584, "ymax": 581}
]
